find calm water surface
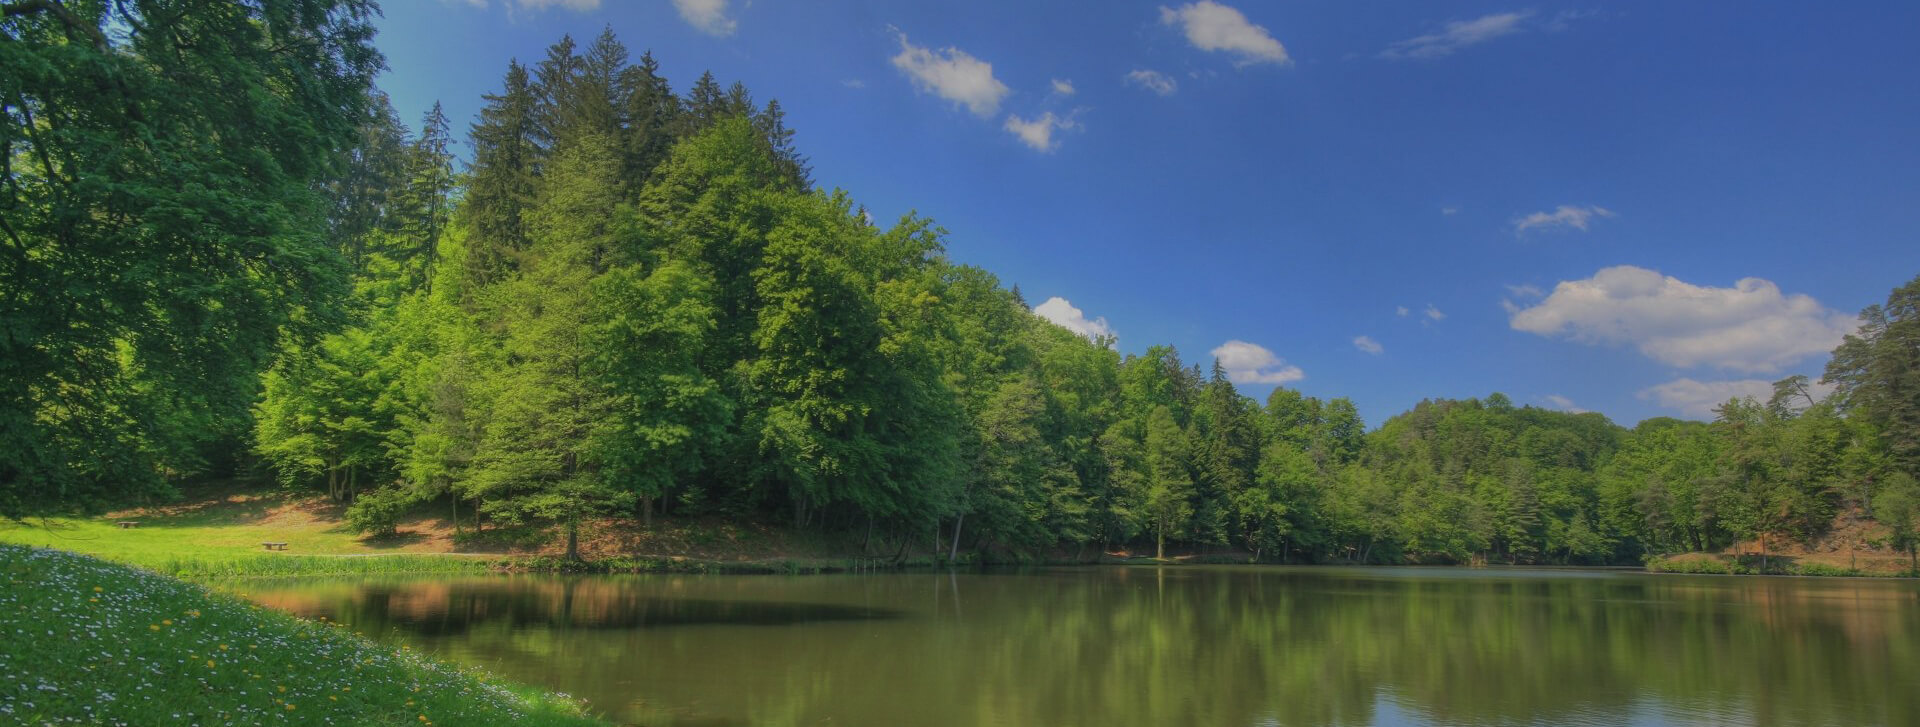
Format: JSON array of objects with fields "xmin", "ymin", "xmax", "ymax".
[{"xmin": 237, "ymin": 567, "xmax": 1917, "ymax": 727}]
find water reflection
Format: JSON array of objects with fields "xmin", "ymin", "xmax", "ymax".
[{"xmin": 240, "ymin": 567, "xmax": 1919, "ymax": 727}]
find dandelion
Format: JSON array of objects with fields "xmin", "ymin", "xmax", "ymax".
[
  {"xmin": 161, "ymin": 619, "xmax": 172, "ymax": 626},
  {"xmin": 285, "ymin": 703, "xmax": 296, "ymax": 711},
  {"xmin": 205, "ymin": 660, "xmax": 215, "ymax": 668},
  {"xmin": 277, "ymin": 686, "xmax": 286, "ymax": 693},
  {"xmin": 93, "ymin": 586, "xmax": 102, "ymax": 592},
  {"xmin": 218, "ymin": 644, "xmax": 227, "ymax": 651},
  {"xmin": 149, "ymin": 625, "xmax": 160, "ymax": 632}
]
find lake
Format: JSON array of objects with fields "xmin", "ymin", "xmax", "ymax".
[{"xmin": 238, "ymin": 566, "xmax": 1917, "ymax": 726}]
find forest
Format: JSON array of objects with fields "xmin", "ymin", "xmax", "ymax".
[{"xmin": 5, "ymin": 2, "xmax": 1918, "ymax": 568}]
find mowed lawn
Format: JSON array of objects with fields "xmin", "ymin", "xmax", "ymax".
[{"xmin": 0, "ymin": 485, "xmax": 489, "ymax": 577}]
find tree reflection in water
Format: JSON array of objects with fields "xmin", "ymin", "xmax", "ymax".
[{"xmin": 243, "ymin": 567, "xmax": 1919, "ymax": 727}]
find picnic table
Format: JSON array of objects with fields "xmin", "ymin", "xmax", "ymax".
[
  {"xmin": 261, "ymin": 542, "xmax": 288, "ymax": 551},
  {"xmin": 116, "ymin": 521, "xmax": 140, "ymax": 529}
]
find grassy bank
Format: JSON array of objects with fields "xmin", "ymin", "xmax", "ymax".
[
  {"xmin": 1646, "ymin": 552, "xmax": 1916, "ymax": 577},
  {"xmin": 0, "ymin": 545, "xmax": 606, "ymax": 726}
]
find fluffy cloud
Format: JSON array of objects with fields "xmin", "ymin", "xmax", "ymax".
[
  {"xmin": 1396, "ymin": 306, "xmax": 1410, "ymax": 317},
  {"xmin": 1034, "ymin": 297, "xmax": 1116, "ymax": 343},
  {"xmin": 1159, "ymin": 1, "xmax": 1290, "ymax": 66},
  {"xmin": 1352, "ymin": 335, "xmax": 1384, "ymax": 355},
  {"xmin": 1514, "ymin": 205, "xmax": 1615, "ymax": 234},
  {"xmin": 1505, "ymin": 283, "xmax": 1544, "ymax": 298},
  {"xmin": 1637, "ymin": 379, "xmax": 1775, "ymax": 419},
  {"xmin": 890, "ymin": 31, "xmax": 1010, "ymax": 117},
  {"xmin": 1541, "ymin": 394, "xmax": 1587, "ymax": 414},
  {"xmin": 1509, "ymin": 265, "xmax": 1858, "ymax": 373},
  {"xmin": 1125, "ymin": 69, "xmax": 1178, "ymax": 96},
  {"xmin": 1004, "ymin": 112, "xmax": 1078, "ymax": 152},
  {"xmin": 1424, "ymin": 304, "xmax": 1446, "ymax": 321},
  {"xmin": 1051, "ymin": 79, "xmax": 1076, "ymax": 95},
  {"xmin": 513, "ymin": 0, "xmax": 598, "ymax": 9},
  {"xmin": 670, "ymin": 0, "xmax": 735, "ymax": 36},
  {"xmin": 1381, "ymin": 11, "xmax": 1531, "ymax": 60},
  {"xmin": 1639, "ymin": 378, "xmax": 1837, "ymax": 419},
  {"xmin": 1211, "ymin": 340, "xmax": 1305, "ymax": 384}
]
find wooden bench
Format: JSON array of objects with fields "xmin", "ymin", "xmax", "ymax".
[
  {"xmin": 261, "ymin": 542, "xmax": 288, "ymax": 551},
  {"xmin": 116, "ymin": 521, "xmax": 140, "ymax": 529}
]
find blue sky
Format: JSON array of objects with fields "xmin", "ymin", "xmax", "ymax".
[{"xmin": 373, "ymin": 1, "xmax": 1920, "ymax": 428}]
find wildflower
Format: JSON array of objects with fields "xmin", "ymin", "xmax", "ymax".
[
  {"xmin": 277, "ymin": 686, "xmax": 286, "ymax": 693},
  {"xmin": 149, "ymin": 625, "xmax": 160, "ymax": 632},
  {"xmin": 218, "ymin": 644, "xmax": 227, "ymax": 651},
  {"xmin": 285, "ymin": 704, "xmax": 296, "ymax": 711},
  {"xmin": 161, "ymin": 619, "xmax": 172, "ymax": 626},
  {"xmin": 206, "ymin": 660, "xmax": 215, "ymax": 668},
  {"xmin": 93, "ymin": 586, "xmax": 102, "ymax": 592}
]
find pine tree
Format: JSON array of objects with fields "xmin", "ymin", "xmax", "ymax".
[{"xmin": 465, "ymin": 60, "xmax": 541, "ymax": 288}]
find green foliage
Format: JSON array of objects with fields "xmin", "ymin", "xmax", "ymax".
[
  {"xmin": 1, "ymin": 0, "xmax": 381, "ymax": 517},
  {"xmin": 16, "ymin": 17, "xmax": 1918, "ymax": 572}
]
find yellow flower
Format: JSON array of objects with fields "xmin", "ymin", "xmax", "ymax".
[
  {"xmin": 205, "ymin": 660, "xmax": 215, "ymax": 668},
  {"xmin": 89, "ymin": 598, "xmax": 98, "ymax": 603},
  {"xmin": 285, "ymin": 704, "xmax": 296, "ymax": 711},
  {"xmin": 218, "ymin": 644, "xmax": 228, "ymax": 651},
  {"xmin": 149, "ymin": 624, "xmax": 160, "ymax": 631},
  {"xmin": 278, "ymin": 685, "xmax": 287, "ymax": 693},
  {"xmin": 329, "ymin": 696, "xmax": 337, "ymax": 702},
  {"xmin": 161, "ymin": 619, "xmax": 172, "ymax": 626},
  {"xmin": 419, "ymin": 715, "xmax": 428, "ymax": 722},
  {"xmin": 92, "ymin": 586, "xmax": 102, "ymax": 593}
]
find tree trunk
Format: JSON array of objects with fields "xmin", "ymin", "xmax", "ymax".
[
  {"xmin": 642, "ymin": 496, "xmax": 654, "ymax": 529},
  {"xmin": 565, "ymin": 518, "xmax": 581, "ymax": 562},
  {"xmin": 1156, "ymin": 528, "xmax": 1165, "ymax": 560},
  {"xmin": 948, "ymin": 512, "xmax": 966, "ymax": 563},
  {"xmin": 452, "ymin": 493, "xmax": 461, "ymax": 536}
]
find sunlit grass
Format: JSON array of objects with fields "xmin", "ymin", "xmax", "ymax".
[{"xmin": 0, "ymin": 545, "xmax": 605, "ymax": 726}]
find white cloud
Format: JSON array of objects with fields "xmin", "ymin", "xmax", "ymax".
[
  {"xmin": 1034, "ymin": 297, "xmax": 1116, "ymax": 343},
  {"xmin": 1441, "ymin": 206, "xmax": 1460, "ymax": 216},
  {"xmin": 1638, "ymin": 378, "xmax": 1838, "ymax": 419},
  {"xmin": 1396, "ymin": 306, "xmax": 1410, "ymax": 317},
  {"xmin": 1541, "ymin": 394, "xmax": 1588, "ymax": 414},
  {"xmin": 1381, "ymin": 11, "xmax": 1532, "ymax": 60},
  {"xmin": 1125, "ymin": 69, "xmax": 1179, "ymax": 96},
  {"xmin": 890, "ymin": 30, "xmax": 1011, "ymax": 117},
  {"xmin": 514, "ymin": 0, "xmax": 598, "ymax": 10},
  {"xmin": 1638, "ymin": 379, "xmax": 1774, "ymax": 419},
  {"xmin": 1425, "ymin": 304, "xmax": 1446, "ymax": 321},
  {"xmin": 1212, "ymin": 340, "xmax": 1305, "ymax": 384},
  {"xmin": 1159, "ymin": 1, "xmax": 1290, "ymax": 66},
  {"xmin": 1506, "ymin": 284, "xmax": 1544, "ymax": 299},
  {"xmin": 1051, "ymin": 78, "xmax": 1076, "ymax": 95},
  {"xmin": 1004, "ymin": 112, "xmax": 1079, "ymax": 152},
  {"xmin": 1514, "ymin": 205, "xmax": 1615, "ymax": 234},
  {"xmin": 1353, "ymin": 335, "xmax": 1384, "ymax": 355},
  {"xmin": 1509, "ymin": 265, "xmax": 1858, "ymax": 373},
  {"xmin": 842, "ymin": 79, "xmax": 866, "ymax": 89},
  {"xmin": 670, "ymin": 0, "xmax": 735, "ymax": 35}
]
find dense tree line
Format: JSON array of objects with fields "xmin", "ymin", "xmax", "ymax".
[{"xmin": 4, "ymin": 12, "xmax": 1916, "ymax": 567}]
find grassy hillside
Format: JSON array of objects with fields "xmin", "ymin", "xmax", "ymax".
[
  {"xmin": 0, "ymin": 544, "xmax": 604, "ymax": 725},
  {"xmin": 0, "ymin": 483, "xmax": 912, "ymax": 577}
]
